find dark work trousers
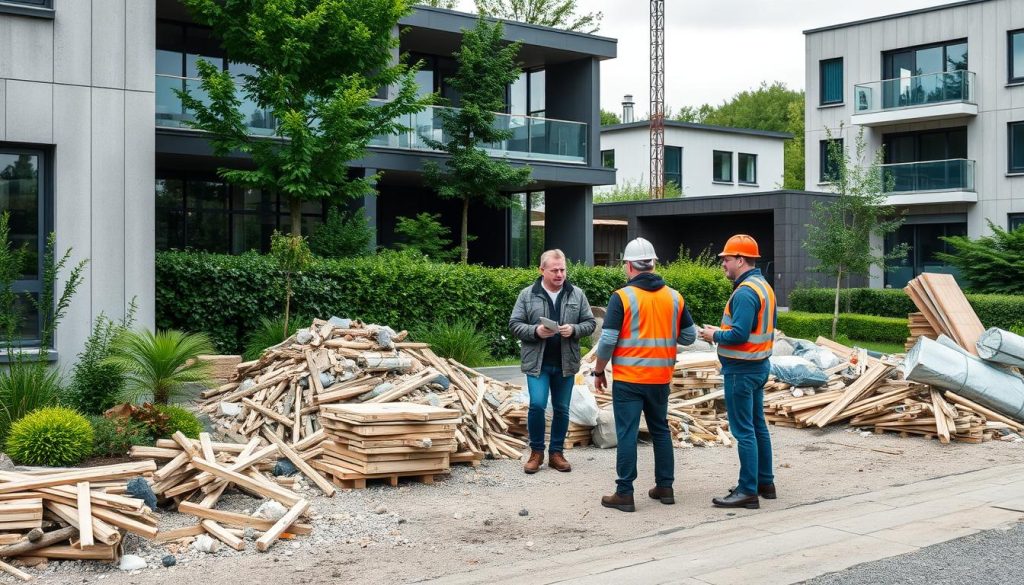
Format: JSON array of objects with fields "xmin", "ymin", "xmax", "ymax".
[
  {"xmin": 612, "ymin": 380, "xmax": 674, "ymax": 495},
  {"xmin": 526, "ymin": 363, "xmax": 574, "ymax": 453},
  {"xmin": 723, "ymin": 371, "xmax": 774, "ymax": 495}
]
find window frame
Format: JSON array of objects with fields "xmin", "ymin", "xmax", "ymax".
[
  {"xmin": 738, "ymin": 153, "xmax": 757, "ymax": 185},
  {"xmin": 601, "ymin": 149, "xmax": 615, "ymax": 169},
  {"xmin": 819, "ymin": 138, "xmax": 844, "ymax": 183},
  {"xmin": 0, "ymin": 145, "xmax": 50, "ymax": 347},
  {"xmin": 1009, "ymin": 29, "xmax": 1024, "ymax": 84},
  {"xmin": 1009, "ymin": 121, "xmax": 1024, "ymax": 174},
  {"xmin": 664, "ymin": 146, "xmax": 682, "ymax": 189},
  {"xmin": 0, "ymin": 0, "xmax": 53, "ymax": 18},
  {"xmin": 819, "ymin": 58, "xmax": 844, "ymax": 106},
  {"xmin": 712, "ymin": 150, "xmax": 733, "ymax": 183},
  {"xmin": 1009, "ymin": 213, "xmax": 1024, "ymax": 231}
]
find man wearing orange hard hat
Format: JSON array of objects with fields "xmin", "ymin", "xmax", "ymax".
[{"xmin": 698, "ymin": 234, "xmax": 777, "ymax": 510}]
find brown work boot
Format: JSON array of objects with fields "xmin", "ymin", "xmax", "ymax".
[
  {"xmin": 523, "ymin": 450, "xmax": 544, "ymax": 474},
  {"xmin": 601, "ymin": 493, "xmax": 636, "ymax": 512},
  {"xmin": 548, "ymin": 451, "xmax": 572, "ymax": 472},
  {"xmin": 648, "ymin": 486, "xmax": 675, "ymax": 504}
]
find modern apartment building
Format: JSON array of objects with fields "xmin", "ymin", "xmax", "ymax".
[
  {"xmin": 805, "ymin": 0, "xmax": 1024, "ymax": 289},
  {"xmin": 0, "ymin": 0, "xmax": 615, "ymax": 360},
  {"xmin": 599, "ymin": 119, "xmax": 789, "ymax": 197}
]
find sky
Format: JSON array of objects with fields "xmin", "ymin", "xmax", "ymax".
[{"xmin": 445, "ymin": 0, "xmax": 950, "ymax": 115}]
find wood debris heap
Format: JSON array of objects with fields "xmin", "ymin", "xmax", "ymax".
[
  {"xmin": 129, "ymin": 431, "xmax": 316, "ymax": 552},
  {"xmin": 0, "ymin": 461, "xmax": 158, "ymax": 579},
  {"xmin": 314, "ymin": 403, "xmax": 460, "ymax": 488},
  {"xmin": 905, "ymin": 312, "xmax": 939, "ymax": 352},
  {"xmin": 505, "ymin": 410, "xmax": 594, "ymax": 449},
  {"xmin": 904, "ymin": 273, "xmax": 985, "ymax": 355}
]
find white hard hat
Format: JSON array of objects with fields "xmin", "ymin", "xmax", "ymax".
[{"xmin": 623, "ymin": 237, "xmax": 658, "ymax": 262}]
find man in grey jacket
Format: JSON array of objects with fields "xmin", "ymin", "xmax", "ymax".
[{"xmin": 509, "ymin": 249, "xmax": 596, "ymax": 474}]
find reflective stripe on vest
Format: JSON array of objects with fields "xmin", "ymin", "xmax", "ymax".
[
  {"xmin": 611, "ymin": 285, "xmax": 684, "ymax": 384},
  {"xmin": 717, "ymin": 276, "xmax": 776, "ymax": 361}
]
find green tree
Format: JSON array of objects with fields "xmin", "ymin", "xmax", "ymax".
[
  {"xmin": 178, "ymin": 0, "xmax": 426, "ymax": 236},
  {"xmin": 600, "ymin": 109, "xmax": 621, "ymax": 126},
  {"xmin": 419, "ymin": 0, "xmax": 459, "ymax": 7},
  {"xmin": 394, "ymin": 212, "xmax": 459, "ymax": 261},
  {"xmin": 673, "ymin": 104, "xmax": 713, "ymax": 124},
  {"xmin": 422, "ymin": 16, "xmax": 533, "ymax": 263},
  {"xmin": 804, "ymin": 127, "xmax": 906, "ymax": 338},
  {"xmin": 474, "ymin": 0, "xmax": 602, "ymax": 33},
  {"xmin": 936, "ymin": 222, "xmax": 1024, "ymax": 294},
  {"xmin": 270, "ymin": 232, "xmax": 313, "ymax": 336},
  {"xmin": 308, "ymin": 207, "xmax": 375, "ymax": 259}
]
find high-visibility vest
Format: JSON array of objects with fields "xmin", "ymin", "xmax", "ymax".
[
  {"xmin": 611, "ymin": 285, "xmax": 684, "ymax": 384},
  {"xmin": 718, "ymin": 275, "xmax": 776, "ymax": 361}
]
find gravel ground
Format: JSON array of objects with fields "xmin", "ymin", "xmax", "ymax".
[
  {"xmin": 802, "ymin": 522, "xmax": 1024, "ymax": 585},
  {"xmin": 10, "ymin": 424, "xmax": 1022, "ymax": 585}
]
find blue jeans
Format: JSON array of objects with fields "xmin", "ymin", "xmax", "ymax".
[
  {"xmin": 723, "ymin": 372, "xmax": 774, "ymax": 495},
  {"xmin": 526, "ymin": 363, "xmax": 574, "ymax": 453},
  {"xmin": 612, "ymin": 381, "xmax": 674, "ymax": 496}
]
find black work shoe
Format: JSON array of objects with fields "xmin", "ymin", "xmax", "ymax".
[
  {"xmin": 648, "ymin": 486, "xmax": 675, "ymax": 504},
  {"xmin": 730, "ymin": 484, "xmax": 777, "ymax": 500},
  {"xmin": 601, "ymin": 493, "xmax": 636, "ymax": 512},
  {"xmin": 713, "ymin": 490, "xmax": 759, "ymax": 509}
]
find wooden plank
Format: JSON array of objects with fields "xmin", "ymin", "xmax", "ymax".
[
  {"xmin": 76, "ymin": 482, "xmax": 94, "ymax": 547},
  {"xmin": 177, "ymin": 502, "xmax": 312, "ymax": 534},
  {"xmin": 256, "ymin": 500, "xmax": 309, "ymax": 552},
  {"xmin": 0, "ymin": 558, "xmax": 33, "ymax": 581},
  {"xmin": 189, "ymin": 458, "xmax": 301, "ymax": 506},
  {"xmin": 201, "ymin": 519, "xmax": 245, "ymax": 551},
  {"xmin": 260, "ymin": 429, "xmax": 335, "ymax": 497}
]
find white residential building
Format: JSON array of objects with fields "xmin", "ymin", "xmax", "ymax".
[
  {"xmin": 804, "ymin": 0, "xmax": 1024, "ymax": 289},
  {"xmin": 598, "ymin": 120, "xmax": 789, "ymax": 197}
]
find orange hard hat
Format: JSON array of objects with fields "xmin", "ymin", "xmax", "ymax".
[{"xmin": 718, "ymin": 234, "xmax": 761, "ymax": 258}]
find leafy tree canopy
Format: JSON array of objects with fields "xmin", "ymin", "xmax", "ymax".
[{"xmin": 475, "ymin": 0, "xmax": 602, "ymax": 33}]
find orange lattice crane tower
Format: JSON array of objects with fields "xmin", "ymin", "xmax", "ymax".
[{"xmin": 649, "ymin": 0, "xmax": 665, "ymax": 199}]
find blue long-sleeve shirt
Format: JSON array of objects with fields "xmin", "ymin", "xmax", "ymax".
[
  {"xmin": 595, "ymin": 272, "xmax": 696, "ymax": 361},
  {"xmin": 713, "ymin": 268, "xmax": 773, "ymax": 374}
]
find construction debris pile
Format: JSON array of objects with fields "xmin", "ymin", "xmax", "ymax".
[
  {"xmin": 0, "ymin": 461, "xmax": 158, "ymax": 580},
  {"xmin": 314, "ymin": 403, "xmax": 461, "ymax": 488}
]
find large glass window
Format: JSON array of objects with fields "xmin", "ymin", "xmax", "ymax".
[
  {"xmin": 665, "ymin": 146, "xmax": 682, "ymax": 189},
  {"xmin": 820, "ymin": 58, "xmax": 843, "ymax": 105},
  {"xmin": 1009, "ymin": 122, "xmax": 1024, "ymax": 173},
  {"xmin": 1009, "ymin": 213, "xmax": 1024, "ymax": 231},
  {"xmin": 738, "ymin": 153, "xmax": 757, "ymax": 184},
  {"xmin": 1011, "ymin": 30, "xmax": 1024, "ymax": 83},
  {"xmin": 882, "ymin": 40, "xmax": 968, "ymax": 108},
  {"xmin": 508, "ymin": 191, "xmax": 546, "ymax": 267},
  {"xmin": 820, "ymin": 139, "xmax": 843, "ymax": 183},
  {"xmin": 601, "ymin": 150, "xmax": 615, "ymax": 169},
  {"xmin": 885, "ymin": 220, "xmax": 966, "ymax": 288},
  {"xmin": 0, "ymin": 149, "xmax": 44, "ymax": 345},
  {"xmin": 713, "ymin": 151, "xmax": 732, "ymax": 183}
]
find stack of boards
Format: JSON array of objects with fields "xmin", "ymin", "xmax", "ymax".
[
  {"xmin": 904, "ymin": 273, "xmax": 985, "ymax": 355},
  {"xmin": 314, "ymin": 403, "xmax": 460, "ymax": 489}
]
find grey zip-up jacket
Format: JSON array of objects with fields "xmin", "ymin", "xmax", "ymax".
[{"xmin": 509, "ymin": 277, "xmax": 597, "ymax": 377}]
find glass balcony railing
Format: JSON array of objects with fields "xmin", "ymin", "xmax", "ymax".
[
  {"xmin": 854, "ymin": 70, "xmax": 975, "ymax": 113},
  {"xmin": 368, "ymin": 101, "xmax": 588, "ymax": 164},
  {"xmin": 155, "ymin": 75, "xmax": 588, "ymax": 164},
  {"xmin": 155, "ymin": 74, "xmax": 277, "ymax": 136},
  {"xmin": 880, "ymin": 159, "xmax": 975, "ymax": 193}
]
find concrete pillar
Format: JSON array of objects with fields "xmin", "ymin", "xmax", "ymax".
[{"xmin": 544, "ymin": 186, "xmax": 593, "ymax": 265}]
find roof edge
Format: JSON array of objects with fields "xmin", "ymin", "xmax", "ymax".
[
  {"xmin": 601, "ymin": 120, "xmax": 792, "ymax": 140},
  {"xmin": 803, "ymin": 0, "xmax": 992, "ymax": 35}
]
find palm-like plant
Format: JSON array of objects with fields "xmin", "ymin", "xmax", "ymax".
[{"xmin": 104, "ymin": 329, "xmax": 215, "ymax": 405}]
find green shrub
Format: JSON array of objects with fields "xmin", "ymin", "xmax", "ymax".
[
  {"xmin": 936, "ymin": 221, "xmax": 1024, "ymax": 293},
  {"xmin": 6, "ymin": 407, "xmax": 93, "ymax": 466},
  {"xmin": 154, "ymin": 404, "xmax": 204, "ymax": 439},
  {"xmin": 155, "ymin": 250, "xmax": 732, "ymax": 358},
  {"xmin": 393, "ymin": 212, "xmax": 458, "ymax": 262},
  {"xmin": 789, "ymin": 287, "xmax": 1024, "ymax": 331},
  {"xmin": 243, "ymin": 314, "xmax": 310, "ymax": 361},
  {"xmin": 105, "ymin": 329, "xmax": 215, "ymax": 405},
  {"xmin": 0, "ymin": 361, "xmax": 64, "ymax": 444},
  {"xmin": 414, "ymin": 317, "xmax": 492, "ymax": 367},
  {"xmin": 88, "ymin": 415, "xmax": 152, "ymax": 457},
  {"xmin": 66, "ymin": 304, "xmax": 137, "ymax": 416},
  {"xmin": 308, "ymin": 208, "xmax": 374, "ymax": 259},
  {"xmin": 777, "ymin": 311, "xmax": 908, "ymax": 343}
]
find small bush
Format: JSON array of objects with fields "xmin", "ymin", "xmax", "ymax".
[
  {"xmin": 0, "ymin": 360, "xmax": 64, "ymax": 444},
  {"xmin": 88, "ymin": 415, "xmax": 152, "ymax": 457},
  {"xmin": 308, "ymin": 207, "xmax": 374, "ymax": 259},
  {"xmin": 393, "ymin": 212, "xmax": 458, "ymax": 262},
  {"xmin": 777, "ymin": 311, "xmax": 908, "ymax": 343},
  {"xmin": 243, "ymin": 314, "xmax": 309, "ymax": 361},
  {"xmin": 6, "ymin": 407, "xmax": 93, "ymax": 466},
  {"xmin": 66, "ymin": 304, "xmax": 137, "ymax": 416},
  {"xmin": 415, "ymin": 318, "xmax": 492, "ymax": 367},
  {"xmin": 154, "ymin": 404, "xmax": 204, "ymax": 439}
]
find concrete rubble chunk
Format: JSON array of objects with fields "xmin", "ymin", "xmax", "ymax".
[{"xmin": 119, "ymin": 555, "xmax": 147, "ymax": 571}]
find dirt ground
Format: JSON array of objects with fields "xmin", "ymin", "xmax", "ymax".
[{"xmin": 20, "ymin": 424, "xmax": 1021, "ymax": 585}]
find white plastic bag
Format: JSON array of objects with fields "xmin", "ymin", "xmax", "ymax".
[
  {"xmin": 568, "ymin": 384, "xmax": 600, "ymax": 426},
  {"xmin": 591, "ymin": 407, "xmax": 617, "ymax": 448}
]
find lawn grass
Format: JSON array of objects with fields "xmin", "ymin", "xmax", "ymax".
[{"xmin": 834, "ymin": 334, "xmax": 905, "ymax": 355}]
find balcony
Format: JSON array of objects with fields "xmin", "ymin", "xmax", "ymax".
[
  {"xmin": 852, "ymin": 70, "xmax": 977, "ymax": 127},
  {"xmin": 880, "ymin": 159, "xmax": 978, "ymax": 206},
  {"xmin": 155, "ymin": 74, "xmax": 588, "ymax": 165}
]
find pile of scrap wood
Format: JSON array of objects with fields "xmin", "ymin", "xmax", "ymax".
[
  {"xmin": 313, "ymin": 403, "xmax": 460, "ymax": 488},
  {"xmin": 197, "ymin": 318, "xmax": 526, "ymax": 471},
  {"xmin": 0, "ymin": 461, "xmax": 158, "ymax": 579},
  {"xmin": 904, "ymin": 273, "xmax": 984, "ymax": 354},
  {"xmin": 129, "ymin": 431, "xmax": 317, "ymax": 552},
  {"xmin": 764, "ymin": 337, "xmax": 1018, "ymax": 443},
  {"xmin": 505, "ymin": 410, "xmax": 595, "ymax": 449},
  {"xmin": 905, "ymin": 312, "xmax": 938, "ymax": 352}
]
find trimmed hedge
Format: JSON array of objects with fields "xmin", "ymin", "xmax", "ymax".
[
  {"xmin": 789, "ymin": 287, "xmax": 1024, "ymax": 331},
  {"xmin": 777, "ymin": 311, "xmax": 909, "ymax": 343},
  {"xmin": 156, "ymin": 251, "xmax": 732, "ymax": 358}
]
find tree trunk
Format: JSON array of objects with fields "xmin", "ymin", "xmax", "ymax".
[
  {"xmin": 832, "ymin": 270, "xmax": 842, "ymax": 339},
  {"xmin": 283, "ymin": 273, "xmax": 292, "ymax": 340},
  {"xmin": 460, "ymin": 197, "xmax": 469, "ymax": 264},
  {"xmin": 289, "ymin": 197, "xmax": 302, "ymax": 236}
]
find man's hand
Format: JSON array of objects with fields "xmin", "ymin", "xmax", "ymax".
[
  {"xmin": 536, "ymin": 324, "xmax": 556, "ymax": 339},
  {"xmin": 593, "ymin": 372, "xmax": 607, "ymax": 392},
  {"xmin": 698, "ymin": 325, "xmax": 720, "ymax": 344},
  {"xmin": 558, "ymin": 324, "xmax": 574, "ymax": 338}
]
